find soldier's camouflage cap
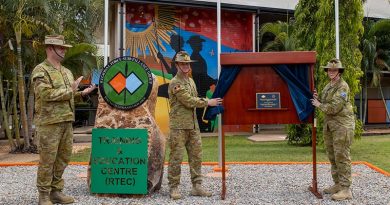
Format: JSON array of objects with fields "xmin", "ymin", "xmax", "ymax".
[
  {"xmin": 322, "ymin": 58, "xmax": 344, "ymax": 70},
  {"xmin": 174, "ymin": 51, "xmax": 197, "ymax": 63},
  {"xmin": 44, "ymin": 35, "xmax": 72, "ymax": 48}
]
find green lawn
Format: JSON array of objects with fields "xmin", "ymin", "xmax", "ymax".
[{"xmin": 71, "ymin": 135, "xmax": 390, "ymax": 172}]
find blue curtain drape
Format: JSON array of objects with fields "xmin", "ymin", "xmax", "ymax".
[
  {"xmin": 204, "ymin": 65, "xmax": 240, "ymax": 120},
  {"xmin": 272, "ymin": 64, "xmax": 314, "ymax": 122},
  {"xmin": 204, "ymin": 64, "xmax": 314, "ymax": 122}
]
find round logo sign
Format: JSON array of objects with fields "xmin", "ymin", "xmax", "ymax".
[{"xmin": 99, "ymin": 56, "xmax": 153, "ymax": 110}]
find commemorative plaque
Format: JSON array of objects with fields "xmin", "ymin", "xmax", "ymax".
[
  {"xmin": 256, "ymin": 92, "xmax": 281, "ymax": 109},
  {"xmin": 90, "ymin": 128, "xmax": 148, "ymax": 194}
]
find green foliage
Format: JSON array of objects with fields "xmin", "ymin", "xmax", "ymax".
[
  {"xmin": 315, "ymin": 0, "xmax": 364, "ymax": 141},
  {"xmin": 286, "ymin": 0, "xmax": 364, "ymax": 144},
  {"xmin": 282, "ymin": 0, "xmax": 321, "ymax": 146},
  {"xmin": 63, "ymin": 43, "xmax": 98, "ymax": 77},
  {"xmin": 293, "ymin": 0, "xmax": 319, "ymax": 50},
  {"xmin": 259, "ymin": 21, "xmax": 301, "ymax": 51},
  {"xmin": 286, "ymin": 124, "xmax": 312, "ymax": 146},
  {"xmin": 361, "ymin": 19, "xmax": 390, "ymax": 87},
  {"xmin": 360, "ymin": 19, "xmax": 390, "ymax": 121},
  {"xmin": 0, "ymin": 0, "xmax": 103, "ymax": 150},
  {"xmin": 354, "ymin": 118, "xmax": 363, "ymax": 140},
  {"xmin": 368, "ymin": 19, "xmax": 390, "ymax": 50},
  {"xmin": 46, "ymin": 0, "xmax": 103, "ymax": 43}
]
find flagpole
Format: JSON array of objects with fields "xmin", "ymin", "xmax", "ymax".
[
  {"xmin": 335, "ymin": 0, "xmax": 340, "ymax": 59},
  {"xmin": 217, "ymin": 0, "xmax": 222, "ymax": 169},
  {"xmin": 104, "ymin": 0, "xmax": 109, "ymax": 66},
  {"xmin": 216, "ymin": 0, "xmax": 227, "ymax": 200}
]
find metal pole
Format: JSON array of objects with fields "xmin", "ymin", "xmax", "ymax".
[
  {"xmin": 221, "ymin": 124, "xmax": 226, "ymax": 200},
  {"xmin": 335, "ymin": 0, "xmax": 340, "ymax": 59},
  {"xmin": 104, "ymin": 0, "xmax": 109, "ymax": 66},
  {"xmin": 217, "ymin": 0, "xmax": 222, "ymax": 168},
  {"xmin": 217, "ymin": 0, "xmax": 226, "ymax": 200},
  {"xmin": 119, "ymin": 0, "xmax": 125, "ymax": 57}
]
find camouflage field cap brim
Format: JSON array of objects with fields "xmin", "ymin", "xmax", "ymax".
[
  {"xmin": 321, "ymin": 59, "xmax": 344, "ymax": 69},
  {"xmin": 174, "ymin": 51, "xmax": 197, "ymax": 63},
  {"xmin": 44, "ymin": 35, "xmax": 72, "ymax": 48}
]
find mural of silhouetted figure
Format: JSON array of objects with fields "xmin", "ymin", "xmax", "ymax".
[
  {"xmin": 157, "ymin": 34, "xmax": 184, "ymax": 98},
  {"xmin": 187, "ymin": 35, "xmax": 217, "ymax": 132}
]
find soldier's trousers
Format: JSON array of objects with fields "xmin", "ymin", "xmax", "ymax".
[
  {"xmin": 168, "ymin": 129, "xmax": 202, "ymax": 188},
  {"xmin": 323, "ymin": 124, "xmax": 353, "ymax": 188},
  {"xmin": 36, "ymin": 122, "xmax": 73, "ymax": 193}
]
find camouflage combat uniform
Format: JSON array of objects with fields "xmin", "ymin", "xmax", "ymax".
[
  {"xmin": 318, "ymin": 77, "xmax": 355, "ymax": 188},
  {"xmin": 32, "ymin": 60, "xmax": 82, "ymax": 194},
  {"xmin": 168, "ymin": 71, "xmax": 209, "ymax": 189}
]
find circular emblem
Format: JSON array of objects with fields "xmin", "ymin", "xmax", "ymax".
[{"xmin": 99, "ymin": 56, "xmax": 153, "ymax": 110}]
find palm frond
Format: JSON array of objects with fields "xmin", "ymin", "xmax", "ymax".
[{"xmin": 63, "ymin": 43, "xmax": 98, "ymax": 75}]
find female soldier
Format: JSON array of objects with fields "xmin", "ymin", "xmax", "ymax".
[{"xmin": 311, "ymin": 59, "xmax": 354, "ymax": 201}]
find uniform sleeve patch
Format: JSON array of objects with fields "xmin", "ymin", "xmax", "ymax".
[{"xmin": 340, "ymin": 92, "xmax": 347, "ymax": 99}]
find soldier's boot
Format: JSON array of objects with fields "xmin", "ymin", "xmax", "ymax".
[
  {"xmin": 38, "ymin": 192, "xmax": 53, "ymax": 205},
  {"xmin": 190, "ymin": 183, "xmax": 212, "ymax": 197},
  {"xmin": 169, "ymin": 187, "xmax": 181, "ymax": 200},
  {"xmin": 331, "ymin": 188, "xmax": 352, "ymax": 201},
  {"xmin": 323, "ymin": 184, "xmax": 341, "ymax": 194},
  {"xmin": 50, "ymin": 191, "xmax": 75, "ymax": 204}
]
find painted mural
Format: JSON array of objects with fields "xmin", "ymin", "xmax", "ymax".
[{"xmin": 125, "ymin": 3, "xmax": 253, "ymax": 134}]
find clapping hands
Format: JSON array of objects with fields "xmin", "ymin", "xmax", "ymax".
[
  {"xmin": 81, "ymin": 84, "xmax": 97, "ymax": 97},
  {"xmin": 72, "ymin": 76, "xmax": 83, "ymax": 92}
]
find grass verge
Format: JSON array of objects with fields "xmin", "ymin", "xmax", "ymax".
[{"xmin": 71, "ymin": 135, "xmax": 390, "ymax": 172}]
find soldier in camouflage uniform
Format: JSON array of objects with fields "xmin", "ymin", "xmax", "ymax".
[
  {"xmin": 168, "ymin": 51, "xmax": 222, "ymax": 200},
  {"xmin": 32, "ymin": 35, "xmax": 96, "ymax": 205},
  {"xmin": 311, "ymin": 59, "xmax": 354, "ymax": 201}
]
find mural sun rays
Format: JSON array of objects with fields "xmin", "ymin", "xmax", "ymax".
[{"xmin": 126, "ymin": 5, "xmax": 177, "ymax": 62}]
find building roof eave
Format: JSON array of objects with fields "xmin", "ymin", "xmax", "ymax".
[{"xmin": 113, "ymin": 0, "xmax": 390, "ymax": 19}]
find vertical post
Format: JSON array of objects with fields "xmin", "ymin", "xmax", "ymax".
[
  {"xmin": 217, "ymin": 0, "xmax": 226, "ymax": 200},
  {"xmin": 104, "ymin": 0, "xmax": 109, "ymax": 66},
  {"xmin": 119, "ymin": 0, "xmax": 125, "ymax": 57},
  {"xmin": 335, "ymin": 0, "xmax": 340, "ymax": 59},
  {"xmin": 309, "ymin": 64, "xmax": 323, "ymax": 199},
  {"xmin": 221, "ymin": 124, "xmax": 226, "ymax": 200},
  {"xmin": 255, "ymin": 9, "xmax": 260, "ymax": 52},
  {"xmin": 217, "ymin": 0, "xmax": 222, "ymax": 168}
]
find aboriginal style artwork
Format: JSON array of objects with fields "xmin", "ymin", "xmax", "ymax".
[{"xmin": 125, "ymin": 3, "xmax": 253, "ymax": 133}]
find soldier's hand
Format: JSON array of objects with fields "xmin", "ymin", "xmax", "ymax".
[
  {"xmin": 81, "ymin": 84, "xmax": 97, "ymax": 97},
  {"xmin": 207, "ymin": 98, "xmax": 223, "ymax": 106},
  {"xmin": 72, "ymin": 76, "xmax": 83, "ymax": 92},
  {"xmin": 313, "ymin": 89, "xmax": 318, "ymax": 100},
  {"xmin": 311, "ymin": 98, "xmax": 321, "ymax": 107}
]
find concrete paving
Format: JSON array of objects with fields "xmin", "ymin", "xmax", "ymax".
[{"xmin": 248, "ymin": 130, "xmax": 287, "ymax": 142}]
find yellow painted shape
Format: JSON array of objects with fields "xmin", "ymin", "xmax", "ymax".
[
  {"xmin": 155, "ymin": 76, "xmax": 170, "ymax": 136},
  {"xmin": 156, "ymin": 97, "xmax": 170, "ymax": 136}
]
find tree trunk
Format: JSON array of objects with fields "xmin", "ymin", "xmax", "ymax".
[
  {"xmin": 27, "ymin": 80, "xmax": 36, "ymax": 145},
  {"xmin": 15, "ymin": 30, "xmax": 30, "ymax": 151},
  {"xmin": 0, "ymin": 72, "xmax": 16, "ymax": 151},
  {"xmin": 363, "ymin": 69, "xmax": 368, "ymax": 126},
  {"xmin": 12, "ymin": 72, "xmax": 22, "ymax": 146}
]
